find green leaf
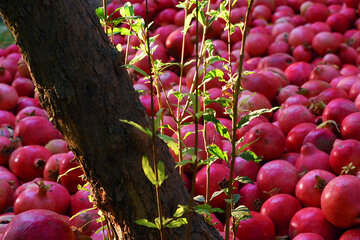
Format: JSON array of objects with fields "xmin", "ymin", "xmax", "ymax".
[
  {"xmin": 194, "ymin": 195, "xmax": 205, "ymax": 203},
  {"xmin": 210, "ymin": 189, "xmax": 226, "ymax": 201},
  {"xmin": 205, "ymin": 97, "xmax": 232, "ymax": 108},
  {"xmin": 173, "ymin": 205, "xmax": 188, "ymax": 218},
  {"xmin": 202, "ymin": 69, "xmax": 224, "ymax": 86},
  {"xmin": 234, "ymin": 176, "xmax": 254, "ymax": 185},
  {"xmin": 207, "ymin": 56, "xmax": 227, "ymax": 65},
  {"xmin": 95, "ymin": 7, "xmax": 106, "ymax": 20},
  {"xmin": 158, "ymin": 134, "xmax": 179, "ymax": 156},
  {"xmin": 231, "ymin": 205, "xmax": 252, "ymax": 221},
  {"xmin": 120, "ymin": 2, "xmax": 135, "ymax": 17},
  {"xmin": 240, "ymin": 150, "xmax": 261, "ymax": 163},
  {"xmin": 135, "ymin": 219, "xmax": 157, "ymax": 228},
  {"xmin": 183, "ymin": 12, "xmax": 194, "ymax": 32},
  {"xmin": 69, "ymin": 207, "xmax": 97, "ymax": 221},
  {"xmin": 175, "ymin": 159, "xmax": 193, "ymax": 167},
  {"xmin": 119, "ymin": 119, "xmax": 152, "ymax": 137},
  {"xmin": 142, "ymin": 155, "xmax": 157, "ymax": 185},
  {"xmin": 157, "ymin": 160, "xmax": 168, "ymax": 186},
  {"xmin": 123, "ymin": 64, "xmax": 149, "ymax": 77},
  {"xmin": 203, "ymin": 112, "xmax": 231, "ymax": 140},
  {"xmin": 154, "ymin": 108, "xmax": 164, "ymax": 132},
  {"xmin": 208, "ymin": 144, "xmax": 228, "ymax": 162},
  {"xmin": 164, "ymin": 218, "xmax": 188, "ymax": 228},
  {"xmin": 233, "ymin": 194, "xmax": 241, "ymax": 205},
  {"xmin": 113, "ymin": 27, "xmax": 132, "ymax": 35}
]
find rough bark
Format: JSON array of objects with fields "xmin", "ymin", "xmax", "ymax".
[{"xmin": 0, "ymin": 1, "xmax": 222, "ymax": 239}]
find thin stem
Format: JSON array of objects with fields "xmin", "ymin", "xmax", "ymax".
[
  {"xmin": 185, "ymin": 0, "xmax": 200, "ymax": 238},
  {"xmin": 103, "ymin": 0, "xmax": 108, "ymax": 36},
  {"xmin": 225, "ymin": 0, "xmax": 254, "ymax": 240},
  {"xmin": 144, "ymin": 0, "xmax": 165, "ymax": 238}
]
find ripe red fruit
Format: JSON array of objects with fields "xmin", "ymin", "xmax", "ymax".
[
  {"xmin": 295, "ymin": 143, "xmax": 331, "ymax": 173},
  {"xmin": 59, "ymin": 151, "xmax": 85, "ymax": 194},
  {"xmin": 241, "ymin": 73, "xmax": 278, "ymax": 101},
  {"xmin": 341, "ymin": 112, "xmax": 360, "ymax": 140},
  {"xmin": 257, "ymin": 160, "xmax": 298, "ymax": 200},
  {"xmin": 288, "ymin": 26, "xmax": 315, "ymax": 47},
  {"xmin": 195, "ymin": 163, "xmax": 238, "ymax": 209},
  {"xmin": 9, "ymin": 145, "xmax": 52, "ymax": 181},
  {"xmin": 0, "ymin": 180, "xmax": 14, "ymax": 213},
  {"xmin": 286, "ymin": 123, "xmax": 316, "ymax": 153},
  {"xmin": 15, "ymin": 106, "xmax": 48, "ymax": 124},
  {"xmin": 11, "ymin": 77, "xmax": 34, "ymax": 97},
  {"xmin": 289, "ymin": 207, "xmax": 340, "ymax": 240},
  {"xmin": 229, "ymin": 211, "xmax": 275, "ymax": 240},
  {"xmin": 242, "ymin": 122, "xmax": 286, "ymax": 161},
  {"xmin": 278, "ymin": 104, "xmax": 315, "ymax": 134},
  {"xmin": 295, "ymin": 169, "xmax": 335, "ymax": 207},
  {"xmin": 69, "ymin": 209, "xmax": 102, "ymax": 236},
  {"xmin": 260, "ymin": 194, "xmax": 302, "ymax": 236},
  {"xmin": 14, "ymin": 116, "xmax": 61, "ymax": 146},
  {"xmin": 14, "ymin": 179, "xmax": 57, "ymax": 214},
  {"xmin": 339, "ymin": 227, "xmax": 360, "ymax": 239},
  {"xmin": 303, "ymin": 128, "xmax": 337, "ymax": 154},
  {"xmin": 71, "ymin": 185, "xmax": 93, "ymax": 215},
  {"xmin": 166, "ymin": 29, "xmax": 193, "ymax": 61},
  {"xmin": 238, "ymin": 183, "xmax": 263, "ymax": 211},
  {"xmin": 293, "ymin": 233, "xmax": 325, "ymax": 240},
  {"xmin": 0, "ymin": 84, "xmax": 18, "ymax": 111},
  {"xmin": 321, "ymin": 175, "xmax": 360, "ymax": 228},
  {"xmin": 312, "ymin": 32, "xmax": 341, "ymax": 56},
  {"xmin": 330, "ymin": 139, "xmax": 360, "ymax": 175},
  {"xmin": 3, "ymin": 209, "xmax": 75, "ymax": 240},
  {"xmin": 284, "ymin": 62, "xmax": 312, "ymax": 86},
  {"xmin": 322, "ymin": 98, "xmax": 358, "ymax": 124}
]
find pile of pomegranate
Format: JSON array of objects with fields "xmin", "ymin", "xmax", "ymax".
[{"xmin": 1, "ymin": 0, "xmax": 360, "ymax": 238}]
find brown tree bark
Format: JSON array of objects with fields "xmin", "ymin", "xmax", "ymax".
[{"xmin": 0, "ymin": 1, "xmax": 222, "ymax": 239}]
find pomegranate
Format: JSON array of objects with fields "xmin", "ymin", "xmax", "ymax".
[
  {"xmin": 241, "ymin": 122, "xmax": 285, "ymax": 161},
  {"xmin": 71, "ymin": 185, "xmax": 93, "ymax": 215},
  {"xmin": 15, "ymin": 106, "xmax": 48, "ymax": 124},
  {"xmin": 330, "ymin": 139, "xmax": 360, "ymax": 175},
  {"xmin": 69, "ymin": 209, "xmax": 102, "ymax": 236},
  {"xmin": 59, "ymin": 151, "xmax": 85, "ymax": 194},
  {"xmin": 303, "ymin": 128, "xmax": 337, "ymax": 154},
  {"xmin": 284, "ymin": 62, "xmax": 312, "ymax": 86},
  {"xmin": 195, "ymin": 163, "xmax": 238, "ymax": 209},
  {"xmin": 238, "ymin": 183, "xmax": 263, "ymax": 211},
  {"xmin": 339, "ymin": 227, "xmax": 360, "ymax": 239},
  {"xmin": 257, "ymin": 160, "xmax": 299, "ymax": 199},
  {"xmin": 14, "ymin": 116, "xmax": 61, "ymax": 146},
  {"xmin": 293, "ymin": 233, "xmax": 325, "ymax": 240},
  {"xmin": 166, "ymin": 30, "xmax": 193, "ymax": 60},
  {"xmin": 3, "ymin": 209, "xmax": 74, "ymax": 240},
  {"xmin": 8, "ymin": 145, "xmax": 52, "ymax": 181},
  {"xmin": 322, "ymin": 98, "xmax": 358, "ymax": 124},
  {"xmin": 295, "ymin": 169, "xmax": 336, "ymax": 207},
  {"xmin": 45, "ymin": 139, "xmax": 68, "ymax": 154},
  {"xmin": 289, "ymin": 207, "xmax": 340, "ymax": 240},
  {"xmin": 260, "ymin": 194, "xmax": 302, "ymax": 236},
  {"xmin": 229, "ymin": 211, "xmax": 275, "ymax": 240},
  {"xmin": 321, "ymin": 175, "xmax": 360, "ymax": 228},
  {"xmin": 11, "ymin": 77, "xmax": 34, "ymax": 97},
  {"xmin": 14, "ymin": 179, "xmax": 57, "ymax": 214},
  {"xmin": 278, "ymin": 104, "xmax": 315, "ymax": 134},
  {"xmin": 286, "ymin": 122, "xmax": 316, "ymax": 153},
  {"xmin": 0, "ymin": 180, "xmax": 13, "ymax": 213}
]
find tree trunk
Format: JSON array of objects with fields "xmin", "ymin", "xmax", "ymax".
[{"xmin": 0, "ymin": 1, "xmax": 222, "ymax": 239}]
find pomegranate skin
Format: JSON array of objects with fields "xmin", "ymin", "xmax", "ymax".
[
  {"xmin": 322, "ymin": 98, "xmax": 358, "ymax": 124},
  {"xmin": 285, "ymin": 123, "xmax": 316, "ymax": 153},
  {"xmin": 8, "ymin": 145, "xmax": 52, "ymax": 182},
  {"xmin": 278, "ymin": 104, "xmax": 315, "ymax": 134},
  {"xmin": 321, "ymin": 175, "xmax": 360, "ymax": 229},
  {"xmin": 230, "ymin": 211, "xmax": 275, "ymax": 240},
  {"xmin": 295, "ymin": 143, "xmax": 331, "ymax": 174},
  {"xmin": 302, "ymin": 128, "xmax": 337, "ymax": 154},
  {"xmin": 257, "ymin": 160, "xmax": 299, "ymax": 200},
  {"xmin": 293, "ymin": 233, "xmax": 325, "ymax": 240},
  {"xmin": 329, "ymin": 139, "xmax": 360, "ymax": 175},
  {"xmin": 242, "ymin": 122, "xmax": 286, "ymax": 161},
  {"xmin": 14, "ymin": 116, "xmax": 61, "ymax": 146},
  {"xmin": 289, "ymin": 207, "xmax": 340, "ymax": 240},
  {"xmin": 3, "ymin": 209, "xmax": 74, "ymax": 240},
  {"xmin": 341, "ymin": 112, "xmax": 360, "ymax": 141},
  {"xmin": 339, "ymin": 227, "xmax": 360, "ymax": 240},
  {"xmin": 295, "ymin": 169, "xmax": 336, "ymax": 208},
  {"xmin": 260, "ymin": 194, "xmax": 302, "ymax": 236}
]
